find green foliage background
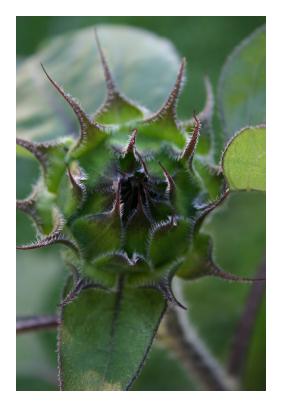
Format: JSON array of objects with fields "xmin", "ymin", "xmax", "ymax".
[{"xmin": 16, "ymin": 16, "xmax": 265, "ymax": 391}]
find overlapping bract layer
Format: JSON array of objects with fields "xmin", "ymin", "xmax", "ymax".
[{"xmin": 17, "ymin": 34, "xmax": 249, "ymax": 306}]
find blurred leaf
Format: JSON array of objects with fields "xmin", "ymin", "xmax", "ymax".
[
  {"xmin": 59, "ymin": 285, "xmax": 166, "ymax": 390},
  {"xmin": 16, "ymin": 155, "xmax": 40, "ymax": 201},
  {"xmin": 16, "ymin": 331, "xmax": 58, "ymax": 390},
  {"xmin": 16, "ymin": 249, "xmax": 65, "ymax": 315},
  {"xmin": 218, "ymin": 26, "xmax": 265, "ymax": 140},
  {"xmin": 223, "ymin": 126, "xmax": 266, "ymax": 191},
  {"xmin": 132, "ymin": 344, "xmax": 195, "ymax": 390},
  {"xmin": 17, "ymin": 17, "xmax": 266, "ymax": 126},
  {"xmin": 16, "ymin": 248, "xmax": 65, "ymax": 388},
  {"xmin": 183, "ymin": 277, "xmax": 249, "ymax": 361},
  {"xmin": 17, "ymin": 374, "xmax": 57, "ymax": 391},
  {"xmin": 17, "ymin": 25, "xmax": 180, "ymax": 144}
]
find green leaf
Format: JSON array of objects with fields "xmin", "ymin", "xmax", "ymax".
[
  {"xmin": 59, "ymin": 284, "xmax": 166, "ymax": 390},
  {"xmin": 218, "ymin": 26, "xmax": 265, "ymax": 139},
  {"xmin": 222, "ymin": 126, "xmax": 266, "ymax": 191},
  {"xmin": 17, "ymin": 25, "xmax": 181, "ymax": 144},
  {"xmin": 17, "ymin": 374, "xmax": 57, "ymax": 391}
]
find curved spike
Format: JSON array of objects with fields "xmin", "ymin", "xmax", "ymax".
[
  {"xmin": 16, "ymin": 138, "xmax": 69, "ymax": 193},
  {"xmin": 51, "ymin": 207, "xmax": 66, "ymax": 233},
  {"xmin": 158, "ymin": 279, "xmax": 187, "ymax": 310},
  {"xmin": 181, "ymin": 113, "xmax": 201, "ymax": 161},
  {"xmin": 135, "ymin": 150, "xmax": 149, "ymax": 176},
  {"xmin": 16, "ymin": 197, "xmax": 36, "ymax": 216},
  {"xmin": 199, "ymin": 76, "xmax": 214, "ymax": 124},
  {"xmin": 16, "ymin": 197, "xmax": 43, "ymax": 231},
  {"xmin": 17, "ymin": 206, "xmax": 78, "ymax": 254},
  {"xmin": 207, "ymin": 261, "xmax": 266, "ymax": 283},
  {"xmin": 147, "ymin": 58, "xmax": 186, "ymax": 122},
  {"xmin": 141, "ymin": 279, "xmax": 187, "ymax": 310},
  {"xmin": 65, "ymin": 262, "xmax": 80, "ymax": 283},
  {"xmin": 94, "ymin": 28, "xmax": 117, "ymax": 98},
  {"xmin": 158, "ymin": 161, "xmax": 175, "ymax": 197},
  {"xmin": 67, "ymin": 166, "xmax": 87, "ymax": 205},
  {"xmin": 40, "ymin": 64, "xmax": 92, "ymax": 138},
  {"xmin": 60, "ymin": 278, "xmax": 86, "ymax": 306},
  {"xmin": 193, "ymin": 188, "xmax": 230, "ymax": 235},
  {"xmin": 124, "ymin": 128, "xmax": 138, "ymax": 154},
  {"xmin": 16, "ymin": 231, "xmax": 79, "ymax": 255},
  {"xmin": 16, "ymin": 138, "xmax": 47, "ymax": 170}
]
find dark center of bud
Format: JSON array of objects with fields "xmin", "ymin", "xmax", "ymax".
[{"xmin": 120, "ymin": 167, "xmax": 149, "ymax": 223}]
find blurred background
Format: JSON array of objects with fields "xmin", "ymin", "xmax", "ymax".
[
  {"xmin": 16, "ymin": 16, "xmax": 266, "ymax": 391},
  {"xmin": 17, "ymin": 16, "xmax": 265, "ymax": 120}
]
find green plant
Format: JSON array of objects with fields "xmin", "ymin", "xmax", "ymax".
[{"xmin": 16, "ymin": 25, "xmax": 266, "ymax": 391}]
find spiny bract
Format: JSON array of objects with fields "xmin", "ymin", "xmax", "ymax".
[{"xmin": 17, "ymin": 32, "xmax": 248, "ymax": 306}]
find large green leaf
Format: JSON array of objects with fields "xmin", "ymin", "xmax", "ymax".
[
  {"xmin": 218, "ymin": 26, "xmax": 265, "ymax": 139},
  {"xmin": 222, "ymin": 126, "xmax": 266, "ymax": 191},
  {"xmin": 17, "ymin": 25, "xmax": 180, "ymax": 144},
  {"xmin": 59, "ymin": 284, "xmax": 166, "ymax": 390}
]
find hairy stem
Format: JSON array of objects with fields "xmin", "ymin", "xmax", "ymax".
[
  {"xmin": 159, "ymin": 280, "xmax": 237, "ymax": 391},
  {"xmin": 16, "ymin": 315, "xmax": 59, "ymax": 334}
]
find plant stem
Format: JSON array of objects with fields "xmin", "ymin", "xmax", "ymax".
[
  {"xmin": 228, "ymin": 259, "xmax": 266, "ymax": 376},
  {"xmin": 159, "ymin": 280, "xmax": 237, "ymax": 391},
  {"xmin": 16, "ymin": 315, "xmax": 59, "ymax": 334}
]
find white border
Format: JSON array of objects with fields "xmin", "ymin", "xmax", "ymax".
[{"xmin": 2, "ymin": 1, "xmax": 281, "ymax": 406}]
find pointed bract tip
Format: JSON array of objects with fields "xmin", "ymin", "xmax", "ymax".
[
  {"xmin": 135, "ymin": 150, "xmax": 149, "ymax": 175},
  {"xmin": 40, "ymin": 62, "xmax": 47, "ymax": 76},
  {"xmin": 199, "ymin": 76, "xmax": 214, "ymax": 123},
  {"xmin": 40, "ymin": 62, "xmax": 90, "ymax": 136},
  {"xmin": 94, "ymin": 27, "xmax": 116, "ymax": 96},
  {"xmin": 125, "ymin": 128, "xmax": 138, "ymax": 153},
  {"xmin": 208, "ymin": 262, "xmax": 266, "ymax": 284},
  {"xmin": 158, "ymin": 161, "xmax": 175, "ymax": 194},
  {"xmin": 16, "ymin": 198, "xmax": 38, "ymax": 222},
  {"xmin": 16, "ymin": 232, "xmax": 79, "ymax": 255},
  {"xmin": 164, "ymin": 57, "xmax": 186, "ymax": 112},
  {"xmin": 181, "ymin": 113, "xmax": 201, "ymax": 161},
  {"xmin": 145, "ymin": 56, "xmax": 186, "ymax": 123},
  {"xmin": 180, "ymin": 57, "xmax": 186, "ymax": 72},
  {"xmin": 16, "ymin": 138, "xmax": 48, "ymax": 169},
  {"xmin": 67, "ymin": 166, "xmax": 87, "ymax": 205},
  {"xmin": 158, "ymin": 280, "xmax": 187, "ymax": 310}
]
